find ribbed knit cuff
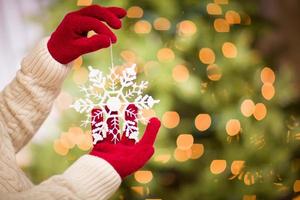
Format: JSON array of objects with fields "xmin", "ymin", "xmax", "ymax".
[
  {"xmin": 63, "ymin": 155, "xmax": 122, "ymax": 200},
  {"xmin": 21, "ymin": 37, "xmax": 71, "ymax": 87}
]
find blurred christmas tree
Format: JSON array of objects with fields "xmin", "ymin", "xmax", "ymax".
[{"xmin": 23, "ymin": 0, "xmax": 300, "ymax": 199}]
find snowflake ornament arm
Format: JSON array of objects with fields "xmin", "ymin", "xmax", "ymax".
[{"xmin": 71, "ymin": 64, "xmax": 160, "ymax": 144}]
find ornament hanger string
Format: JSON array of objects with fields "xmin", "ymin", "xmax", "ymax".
[{"xmin": 109, "ymin": 39, "xmax": 114, "ymax": 69}]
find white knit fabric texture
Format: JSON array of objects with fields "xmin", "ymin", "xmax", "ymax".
[{"xmin": 0, "ymin": 38, "xmax": 121, "ymax": 199}]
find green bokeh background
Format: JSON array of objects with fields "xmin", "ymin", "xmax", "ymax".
[{"xmin": 22, "ymin": 0, "xmax": 300, "ymax": 199}]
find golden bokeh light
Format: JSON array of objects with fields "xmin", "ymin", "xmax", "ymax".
[
  {"xmin": 214, "ymin": 18, "xmax": 230, "ymax": 32},
  {"xmin": 172, "ymin": 64, "xmax": 190, "ymax": 82},
  {"xmin": 60, "ymin": 132, "xmax": 75, "ymax": 149},
  {"xmin": 207, "ymin": 64, "xmax": 222, "ymax": 81},
  {"xmin": 190, "ymin": 144, "xmax": 204, "ymax": 159},
  {"xmin": 244, "ymin": 172, "xmax": 255, "ymax": 185},
  {"xmin": 210, "ymin": 160, "xmax": 227, "ymax": 174},
  {"xmin": 177, "ymin": 20, "xmax": 197, "ymax": 37},
  {"xmin": 253, "ymin": 103, "xmax": 267, "ymax": 121},
  {"xmin": 77, "ymin": 0, "xmax": 92, "ymax": 6},
  {"xmin": 154, "ymin": 17, "xmax": 171, "ymax": 31},
  {"xmin": 53, "ymin": 139, "xmax": 69, "ymax": 156},
  {"xmin": 134, "ymin": 20, "xmax": 152, "ymax": 34},
  {"xmin": 261, "ymin": 67, "xmax": 275, "ymax": 84},
  {"xmin": 261, "ymin": 83, "xmax": 275, "ymax": 100},
  {"xmin": 294, "ymin": 180, "xmax": 300, "ymax": 192},
  {"xmin": 199, "ymin": 48, "xmax": 215, "ymax": 64},
  {"xmin": 225, "ymin": 10, "xmax": 241, "ymax": 24},
  {"xmin": 207, "ymin": 3, "xmax": 222, "ymax": 15},
  {"xmin": 141, "ymin": 109, "xmax": 156, "ymax": 122},
  {"xmin": 214, "ymin": 0, "xmax": 228, "ymax": 4},
  {"xmin": 157, "ymin": 48, "xmax": 175, "ymax": 62},
  {"xmin": 77, "ymin": 133, "xmax": 93, "ymax": 151},
  {"xmin": 222, "ymin": 42, "xmax": 237, "ymax": 58},
  {"xmin": 73, "ymin": 67, "xmax": 88, "ymax": 85},
  {"xmin": 127, "ymin": 6, "xmax": 143, "ymax": 18},
  {"xmin": 174, "ymin": 148, "xmax": 192, "ymax": 162},
  {"xmin": 120, "ymin": 50, "xmax": 137, "ymax": 63},
  {"xmin": 243, "ymin": 195, "xmax": 256, "ymax": 200},
  {"xmin": 68, "ymin": 127, "xmax": 84, "ymax": 145},
  {"xmin": 154, "ymin": 154, "xmax": 171, "ymax": 163},
  {"xmin": 162, "ymin": 111, "xmax": 180, "ymax": 129},
  {"xmin": 195, "ymin": 114, "xmax": 212, "ymax": 131},
  {"xmin": 240, "ymin": 99, "xmax": 255, "ymax": 117},
  {"xmin": 176, "ymin": 134, "xmax": 194, "ymax": 150},
  {"xmin": 134, "ymin": 170, "xmax": 153, "ymax": 184},
  {"xmin": 231, "ymin": 160, "xmax": 245, "ymax": 175},
  {"xmin": 226, "ymin": 119, "xmax": 241, "ymax": 136}
]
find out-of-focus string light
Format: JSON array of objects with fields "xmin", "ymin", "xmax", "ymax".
[
  {"xmin": 222, "ymin": 42, "xmax": 237, "ymax": 58},
  {"xmin": 177, "ymin": 20, "xmax": 197, "ymax": 37},
  {"xmin": 54, "ymin": 127, "xmax": 93, "ymax": 156},
  {"xmin": 214, "ymin": 18, "xmax": 230, "ymax": 32},
  {"xmin": 120, "ymin": 50, "xmax": 137, "ymax": 63},
  {"xmin": 162, "ymin": 111, "xmax": 180, "ymax": 129},
  {"xmin": 157, "ymin": 48, "xmax": 175, "ymax": 62},
  {"xmin": 172, "ymin": 64, "xmax": 190, "ymax": 82},
  {"xmin": 207, "ymin": 3, "xmax": 222, "ymax": 15},
  {"xmin": 190, "ymin": 144, "xmax": 204, "ymax": 159},
  {"xmin": 154, "ymin": 154, "xmax": 171, "ymax": 163},
  {"xmin": 244, "ymin": 172, "xmax": 255, "ymax": 185},
  {"xmin": 199, "ymin": 48, "xmax": 215, "ymax": 64},
  {"xmin": 226, "ymin": 119, "xmax": 241, "ymax": 136},
  {"xmin": 240, "ymin": 99, "xmax": 255, "ymax": 117},
  {"xmin": 253, "ymin": 103, "xmax": 267, "ymax": 121},
  {"xmin": 154, "ymin": 17, "xmax": 171, "ymax": 31},
  {"xmin": 294, "ymin": 180, "xmax": 300, "ymax": 192},
  {"xmin": 77, "ymin": 0, "xmax": 92, "ymax": 6},
  {"xmin": 134, "ymin": 20, "xmax": 152, "ymax": 34},
  {"xmin": 73, "ymin": 67, "xmax": 89, "ymax": 85},
  {"xmin": 231, "ymin": 160, "xmax": 245, "ymax": 175},
  {"xmin": 207, "ymin": 64, "xmax": 222, "ymax": 81},
  {"xmin": 127, "ymin": 6, "xmax": 144, "ymax": 18},
  {"xmin": 131, "ymin": 186, "xmax": 150, "ymax": 196},
  {"xmin": 210, "ymin": 160, "xmax": 227, "ymax": 174},
  {"xmin": 261, "ymin": 67, "xmax": 275, "ymax": 84},
  {"xmin": 225, "ymin": 10, "xmax": 241, "ymax": 24},
  {"xmin": 243, "ymin": 195, "xmax": 256, "ymax": 200},
  {"xmin": 176, "ymin": 134, "xmax": 194, "ymax": 150},
  {"xmin": 134, "ymin": 170, "xmax": 153, "ymax": 184},
  {"xmin": 261, "ymin": 83, "xmax": 275, "ymax": 100},
  {"xmin": 53, "ymin": 139, "xmax": 69, "ymax": 156},
  {"xmin": 194, "ymin": 114, "xmax": 212, "ymax": 131},
  {"xmin": 77, "ymin": 133, "xmax": 93, "ymax": 151},
  {"xmin": 214, "ymin": 0, "xmax": 228, "ymax": 4},
  {"xmin": 174, "ymin": 148, "xmax": 191, "ymax": 162}
]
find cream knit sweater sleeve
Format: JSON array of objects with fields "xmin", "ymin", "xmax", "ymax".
[{"xmin": 0, "ymin": 38, "xmax": 122, "ymax": 199}]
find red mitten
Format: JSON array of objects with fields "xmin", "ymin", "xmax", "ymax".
[
  {"xmin": 47, "ymin": 5, "xmax": 127, "ymax": 64},
  {"xmin": 90, "ymin": 104, "xmax": 161, "ymax": 179}
]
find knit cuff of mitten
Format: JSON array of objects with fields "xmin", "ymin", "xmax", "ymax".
[
  {"xmin": 63, "ymin": 155, "xmax": 121, "ymax": 200},
  {"xmin": 21, "ymin": 37, "xmax": 71, "ymax": 87}
]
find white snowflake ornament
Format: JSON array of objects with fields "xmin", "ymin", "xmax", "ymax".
[{"xmin": 70, "ymin": 64, "xmax": 160, "ymax": 144}]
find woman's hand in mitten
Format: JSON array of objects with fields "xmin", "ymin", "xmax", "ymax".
[
  {"xmin": 89, "ymin": 104, "xmax": 161, "ymax": 179},
  {"xmin": 47, "ymin": 5, "xmax": 126, "ymax": 64}
]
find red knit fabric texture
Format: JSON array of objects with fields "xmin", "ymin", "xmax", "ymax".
[
  {"xmin": 47, "ymin": 5, "xmax": 126, "ymax": 64},
  {"xmin": 90, "ymin": 104, "xmax": 161, "ymax": 179}
]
